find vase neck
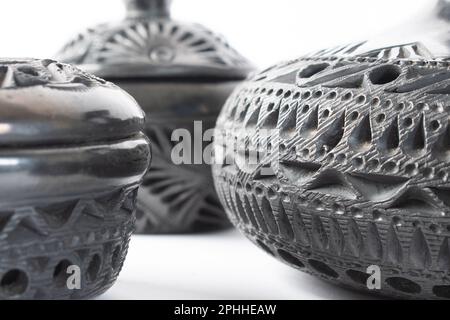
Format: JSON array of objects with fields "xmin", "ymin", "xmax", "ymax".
[
  {"xmin": 436, "ymin": 0, "xmax": 450, "ymax": 20},
  {"xmin": 124, "ymin": 0, "xmax": 171, "ymax": 19}
]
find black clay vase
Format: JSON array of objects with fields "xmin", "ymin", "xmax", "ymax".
[
  {"xmin": 212, "ymin": 0, "xmax": 450, "ymax": 299},
  {"xmin": 57, "ymin": 0, "xmax": 253, "ymax": 234},
  {"xmin": 0, "ymin": 59, "xmax": 150, "ymax": 299}
]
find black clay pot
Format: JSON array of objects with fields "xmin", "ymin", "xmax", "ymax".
[
  {"xmin": 212, "ymin": 0, "xmax": 450, "ymax": 299},
  {"xmin": 57, "ymin": 0, "xmax": 253, "ymax": 234},
  {"xmin": 0, "ymin": 59, "xmax": 150, "ymax": 299}
]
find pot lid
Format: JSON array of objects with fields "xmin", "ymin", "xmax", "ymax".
[
  {"xmin": 56, "ymin": 0, "xmax": 254, "ymax": 80},
  {"xmin": 0, "ymin": 58, "xmax": 145, "ymax": 147}
]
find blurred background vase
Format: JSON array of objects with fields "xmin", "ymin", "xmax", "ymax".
[
  {"xmin": 56, "ymin": 0, "xmax": 253, "ymax": 234},
  {"xmin": 212, "ymin": 0, "xmax": 450, "ymax": 299}
]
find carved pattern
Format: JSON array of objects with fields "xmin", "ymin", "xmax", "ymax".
[
  {"xmin": 0, "ymin": 185, "xmax": 138, "ymax": 300},
  {"xmin": 0, "ymin": 59, "xmax": 109, "ymax": 89},
  {"xmin": 57, "ymin": 19, "xmax": 251, "ymax": 74},
  {"xmin": 304, "ymin": 41, "xmax": 435, "ymax": 60}
]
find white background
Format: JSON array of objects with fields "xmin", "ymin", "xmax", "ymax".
[
  {"xmin": 101, "ymin": 231, "xmax": 378, "ymax": 300},
  {"xmin": 0, "ymin": 0, "xmax": 430, "ymax": 68},
  {"xmin": 0, "ymin": 0, "xmax": 432, "ymax": 300}
]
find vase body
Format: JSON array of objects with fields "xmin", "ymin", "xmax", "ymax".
[
  {"xmin": 56, "ymin": 0, "xmax": 253, "ymax": 233},
  {"xmin": 212, "ymin": 0, "xmax": 450, "ymax": 299}
]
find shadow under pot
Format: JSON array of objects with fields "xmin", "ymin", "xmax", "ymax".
[
  {"xmin": 0, "ymin": 59, "xmax": 150, "ymax": 299},
  {"xmin": 212, "ymin": 0, "xmax": 450, "ymax": 300},
  {"xmin": 56, "ymin": 0, "xmax": 253, "ymax": 234}
]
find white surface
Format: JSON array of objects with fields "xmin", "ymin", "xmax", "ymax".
[
  {"xmin": 100, "ymin": 230, "xmax": 375, "ymax": 300},
  {"xmin": 0, "ymin": 0, "xmax": 430, "ymax": 69}
]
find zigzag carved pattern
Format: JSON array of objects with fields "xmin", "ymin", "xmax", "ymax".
[
  {"xmin": 0, "ymin": 186, "xmax": 138, "ymax": 299},
  {"xmin": 0, "ymin": 187, "xmax": 136, "ymax": 240}
]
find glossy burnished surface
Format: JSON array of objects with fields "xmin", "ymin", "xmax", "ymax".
[
  {"xmin": 0, "ymin": 135, "xmax": 150, "ymax": 203},
  {"xmin": 0, "ymin": 59, "xmax": 144, "ymax": 146},
  {"xmin": 0, "ymin": 59, "xmax": 150, "ymax": 299},
  {"xmin": 213, "ymin": 0, "xmax": 450, "ymax": 299},
  {"xmin": 57, "ymin": 0, "xmax": 252, "ymax": 234}
]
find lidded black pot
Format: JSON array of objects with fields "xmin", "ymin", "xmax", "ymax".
[
  {"xmin": 0, "ymin": 58, "xmax": 150, "ymax": 299},
  {"xmin": 57, "ymin": 0, "xmax": 253, "ymax": 233}
]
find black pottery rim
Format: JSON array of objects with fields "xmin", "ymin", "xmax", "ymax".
[{"xmin": 80, "ymin": 63, "xmax": 253, "ymax": 81}]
